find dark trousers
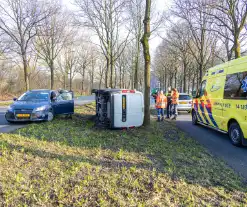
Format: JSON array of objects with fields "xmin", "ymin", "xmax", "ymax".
[
  {"xmin": 166, "ymin": 102, "xmax": 172, "ymax": 118},
  {"xmin": 157, "ymin": 108, "xmax": 164, "ymax": 120},
  {"xmin": 172, "ymin": 104, "xmax": 178, "ymax": 117}
]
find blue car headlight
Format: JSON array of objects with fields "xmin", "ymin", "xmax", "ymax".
[
  {"xmin": 33, "ymin": 106, "xmax": 49, "ymax": 112},
  {"xmin": 7, "ymin": 106, "xmax": 14, "ymax": 112}
]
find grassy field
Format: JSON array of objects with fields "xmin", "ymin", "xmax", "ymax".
[
  {"xmin": 0, "ymin": 101, "xmax": 12, "ymax": 106},
  {"xmin": 0, "ymin": 103, "xmax": 246, "ymax": 206}
]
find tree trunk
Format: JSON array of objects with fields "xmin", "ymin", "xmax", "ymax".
[
  {"xmin": 234, "ymin": 36, "xmax": 241, "ymax": 59},
  {"xmin": 175, "ymin": 70, "xmax": 177, "ymax": 88},
  {"xmin": 105, "ymin": 57, "xmax": 110, "ymax": 88},
  {"xmin": 99, "ymin": 77, "xmax": 102, "ymax": 89},
  {"xmin": 131, "ymin": 58, "xmax": 135, "ymax": 89},
  {"xmin": 22, "ymin": 52, "xmax": 30, "ymax": 91},
  {"xmin": 114, "ymin": 61, "xmax": 117, "ymax": 88},
  {"xmin": 141, "ymin": 0, "xmax": 151, "ymax": 126},
  {"xmin": 64, "ymin": 75, "xmax": 66, "ymax": 89},
  {"xmin": 162, "ymin": 73, "xmax": 165, "ymax": 91},
  {"xmin": 110, "ymin": 55, "xmax": 114, "ymax": 88},
  {"xmin": 164, "ymin": 68, "xmax": 167, "ymax": 92},
  {"xmin": 134, "ymin": 38, "xmax": 141, "ymax": 90},
  {"xmin": 192, "ymin": 76, "xmax": 195, "ymax": 92},
  {"xmin": 91, "ymin": 60, "xmax": 95, "ymax": 91},
  {"xmin": 99, "ymin": 66, "xmax": 103, "ymax": 89},
  {"xmin": 199, "ymin": 63, "xmax": 203, "ymax": 85},
  {"xmin": 183, "ymin": 60, "xmax": 187, "ymax": 93},
  {"xmin": 119, "ymin": 66, "xmax": 122, "ymax": 88},
  {"xmin": 69, "ymin": 68, "xmax": 72, "ymax": 91},
  {"xmin": 187, "ymin": 70, "xmax": 191, "ymax": 93},
  {"xmin": 50, "ymin": 60, "xmax": 54, "ymax": 90},
  {"xmin": 196, "ymin": 69, "xmax": 199, "ymax": 90}
]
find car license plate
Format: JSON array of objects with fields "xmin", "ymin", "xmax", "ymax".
[
  {"xmin": 180, "ymin": 102, "xmax": 187, "ymax": 104},
  {"xmin": 16, "ymin": 114, "xmax": 30, "ymax": 118}
]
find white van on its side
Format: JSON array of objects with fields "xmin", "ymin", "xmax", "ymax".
[{"xmin": 93, "ymin": 89, "xmax": 144, "ymax": 128}]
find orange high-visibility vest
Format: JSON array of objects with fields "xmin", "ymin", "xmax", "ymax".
[
  {"xmin": 156, "ymin": 94, "xmax": 167, "ymax": 108},
  {"xmin": 171, "ymin": 90, "xmax": 179, "ymax": 104}
]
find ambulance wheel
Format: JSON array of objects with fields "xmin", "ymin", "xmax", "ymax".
[
  {"xmin": 229, "ymin": 122, "xmax": 243, "ymax": 147},
  {"xmin": 192, "ymin": 110, "xmax": 198, "ymax": 125}
]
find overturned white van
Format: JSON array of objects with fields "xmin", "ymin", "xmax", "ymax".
[{"xmin": 92, "ymin": 89, "xmax": 144, "ymax": 129}]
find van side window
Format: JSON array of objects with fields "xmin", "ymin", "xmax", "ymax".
[
  {"xmin": 224, "ymin": 72, "xmax": 247, "ymax": 99},
  {"xmin": 199, "ymin": 80, "xmax": 207, "ymax": 97}
]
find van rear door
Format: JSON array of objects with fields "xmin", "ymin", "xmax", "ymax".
[{"xmin": 113, "ymin": 92, "xmax": 144, "ymax": 128}]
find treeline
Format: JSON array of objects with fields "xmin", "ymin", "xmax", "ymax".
[
  {"xmin": 0, "ymin": 0, "xmax": 154, "ymax": 95},
  {"xmin": 154, "ymin": 0, "xmax": 247, "ymax": 94}
]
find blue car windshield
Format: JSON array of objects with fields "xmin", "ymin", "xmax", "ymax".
[{"xmin": 18, "ymin": 91, "xmax": 50, "ymax": 101}]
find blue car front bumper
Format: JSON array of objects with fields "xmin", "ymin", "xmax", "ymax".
[{"xmin": 5, "ymin": 110, "xmax": 49, "ymax": 122}]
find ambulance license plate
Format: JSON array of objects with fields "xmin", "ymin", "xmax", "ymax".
[{"xmin": 180, "ymin": 102, "xmax": 187, "ymax": 104}]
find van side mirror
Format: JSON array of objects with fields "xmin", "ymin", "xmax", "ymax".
[{"xmin": 13, "ymin": 98, "xmax": 17, "ymax": 101}]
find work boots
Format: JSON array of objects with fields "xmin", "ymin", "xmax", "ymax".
[{"xmin": 171, "ymin": 115, "xmax": 177, "ymax": 120}]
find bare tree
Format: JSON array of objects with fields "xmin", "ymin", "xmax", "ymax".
[
  {"xmin": 88, "ymin": 51, "xmax": 97, "ymax": 92},
  {"xmin": 162, "ymin": 23, "xmax": 192, "ymax": 93},
  {"xmin": 204, "ymin": 0, "xmax": 247, "ymax": 59},
  {"xmin": 0, "ymin": 0, "xmax": 52, "ymax": 90},
  {"xmin": 65, "ymin": 47, "xmax": 79, "ymax": 91},
  {"xmin": 56, "ymin": 54, "xmax": 68, "ymax": 89},
  {"xmin": 35, "ymin": 6, "xmax": 72, "ymax": 89},
  {"xmin": 77, "ymin": 44, "xmax": 92, "ymax": 93},
  {"xmin": 173, "ymin": 0, "xmax": 215, "ymax": 84},
  {"xmin": 128, "ymin": 0, "xmax": 145, "ymax": 90},
  {"xmin": 98, "ymin": 64, "xmax": 105, "ymax": 89},
  {"xmin": 74, "ymin": 0, "xmax": 130, "ymax": 88}
]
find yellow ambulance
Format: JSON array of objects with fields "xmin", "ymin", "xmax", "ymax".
[{"xmin": 192, "ymin": 56, "xmax": 247, "ymax": 146}]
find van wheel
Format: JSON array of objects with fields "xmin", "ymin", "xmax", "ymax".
[
  {"xmin": 192, "ymin": 111, "xmax": 198, "ymax": 125},
  {"xmin": 229, "ymin": 122, "xmax": 243, "ymax": 147}
]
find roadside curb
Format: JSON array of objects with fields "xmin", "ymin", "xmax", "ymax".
[{"xmin": 0, "ymin": 125, "xmax": 26, "ymax": 133}]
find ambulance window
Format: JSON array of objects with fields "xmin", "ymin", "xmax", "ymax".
[
  {"xmin": 199, "ymin": 80, "xmax": 207, "ymax": 97},
  {"xmin": 224, "ymin": 72, "xmax": 247, "ymax": 99}
]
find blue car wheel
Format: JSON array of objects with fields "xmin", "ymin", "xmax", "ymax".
[{"xmin": 47, "ymin": 111, "xmax": 54, "ymax": 122}]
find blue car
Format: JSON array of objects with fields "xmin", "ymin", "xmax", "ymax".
[{"xmin": 5, "ymin": 89, "xmax": 74, "ymax": 123}]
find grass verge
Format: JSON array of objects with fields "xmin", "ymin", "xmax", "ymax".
[
  {"xmin": 0, "ymin": 101, "xmax": 12, "ymax": 106},
  {"xmin": 0, "ymin": 103, "xmax": 246, "ymax": 206}
]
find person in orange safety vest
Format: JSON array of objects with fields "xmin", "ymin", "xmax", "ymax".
[
  {"xmin": 171, "ymin": 88, "xmax": 179, "ymax": 120},
  {"xmin": 155, "ymin": 90, "xmax": 167, "ymax": 122}
]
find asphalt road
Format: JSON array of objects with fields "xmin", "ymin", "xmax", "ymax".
[
  {"xmin": 0, "ymin": 107, "xmax": 26, "ymax": 133},
  {"xmin": 75, "ymin": 95, "xmax": 95, "ymax": 105},
  {"xmin": 176, "ymin": 112, "xmax": 247, "ymax": 179},
  {"xmin": 0, "ymin": 95, "xmax": 95, "ymax": 133}
]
